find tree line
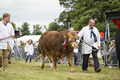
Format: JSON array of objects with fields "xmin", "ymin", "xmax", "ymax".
[
  {"xmin": 56, "ymin": 0, "xmax": 120, "ymax": 37},
  {"xmin": 1, "ymin": 0, "xmax": 120, "ymax": 37}
]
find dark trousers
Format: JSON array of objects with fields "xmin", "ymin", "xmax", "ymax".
[
  {"xmin": 74, "ymin": 52, "xmax": 78, "ymax": 65},
  {"xmin": 82, "ymin": 51, "xmax": 100, "ymax": 71},
  {"xmin": 112, "ymin": 54, "xmax": 117, "ymax": 66},
  {"xmin": 26, "ymin": 55, "xmax": 32, "ymax": 62}
]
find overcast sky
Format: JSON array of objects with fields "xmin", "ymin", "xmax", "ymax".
[{"xmin": 0, "ymin": 0, "xmax": 65, "ymax": 33}]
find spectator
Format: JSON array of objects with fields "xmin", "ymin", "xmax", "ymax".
[
  {"xmin": 74, "ymin": 40, "xmax": 79, "ymax": 66},
  {"xmin": 20, "ymin": 41, "xmax": 24, "ymax": 46},
  {"xmin": 69, "ymin": 27, "xmax": 74, "ymax": 32},
  {"xmin": 25, "ymin": 39, "xmax": 34, "ymax": 63},
  {"xmin": 107, "ymin": 43, "xmax": 117, "ymax": 68}
]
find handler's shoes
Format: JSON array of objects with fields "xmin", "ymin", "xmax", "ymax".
[
  {"xmin": 0, "ymin": 65, "xmax": 2, "ymax": 67},
  {"xmin": 96, "ymin": 68, "xmax": 101, "ymax": 73}
]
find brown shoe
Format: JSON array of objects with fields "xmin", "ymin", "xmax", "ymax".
[
  {"xmin": 96, "ymin": 68, "xmax": 101, "ymax": 73},
  {"xmin": 83, "ymin": 70, "xmax": 87, "ymax": 73}
]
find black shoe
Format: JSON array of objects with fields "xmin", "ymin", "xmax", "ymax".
[
  {"xmin": 8, "ymin": 61, "xmax": 11, "ymax": 64},
  {"xmin": 0, "ymin": 65, "xmax": 2, "ymax": 67},
  {"xmin": 96, "ymin": 68, "xmax": 101, "ymax": 73}
]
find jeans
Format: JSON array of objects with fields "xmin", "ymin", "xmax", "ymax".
[
  {"xmin": 74, "ymin": 52, "xmax": 78, "ymax": 65},
  {"xmin": 26, "ymin": 55, "xmax": 32, "ymax": 62},
  {"xmin": 112, "ymin": 53, "xmax": 117, "ymax": 66},
  {"xmin": 82, "ymin": 51, "xmax": 100, "ymax": 71}
]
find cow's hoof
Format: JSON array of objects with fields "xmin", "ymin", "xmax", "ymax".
[
  {"xmin": 54, "ymin": 69, "xmax": 57, "ymax": 72},
  {"xmin": 3, "ymin": 69, "xmax": 7, "ymax": 72},
  {"xmin": 70, "ymin": 69, "xmax": 74, "ymax": 72},
  {"xmin": 41, "ymin": 66, "xmax": 44, "ymax": 69},
  {"xmin": 49, "ymin": 63, "xmax": 52, "ymax": 68}
]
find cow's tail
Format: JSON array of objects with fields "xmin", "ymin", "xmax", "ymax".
[{"xmin": 38, "ymin": 44, "xmax": 41, "ymax": 54}]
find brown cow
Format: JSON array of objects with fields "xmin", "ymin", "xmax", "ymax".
[{"xmin": 38, "ymin": 30, "xmax": 78, "ymax": 72}]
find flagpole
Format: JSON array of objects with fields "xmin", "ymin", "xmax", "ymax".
[
  {"xmin": 105, "ymin": 20, "xmax": 108, "ymax": 40},
  {"xmin": 107, "ymin": 20, "xmax": 110, "ymax": 41},
  {"xmin": 68, "ymin": 13, "xmax": 70, "ymax": 29}
]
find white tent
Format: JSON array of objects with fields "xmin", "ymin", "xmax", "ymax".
[{"xmin": 15, "ymin": 35, "xmax": 41, "ymax": 46}]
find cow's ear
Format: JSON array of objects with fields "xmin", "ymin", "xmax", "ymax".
[{"xmin": 63, "ymin": 33, "xmax": 67, "ymax": 38}]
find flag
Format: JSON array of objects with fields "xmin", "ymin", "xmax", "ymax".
[
  {"xmin": 68, "ymin": 21, "xmax": 70, "ymax": 29},
  {"xmin": 105, "ymin": 20, "xmax": 110, "ymax": 41}
]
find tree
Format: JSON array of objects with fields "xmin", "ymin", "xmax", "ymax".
[
  {"xmin": 48, "ymin": 22, "xmax": 60, "ymax": 31},
  {"xmin": 59, "ymin": 0, "xmax": 77, "ymax": 9},
  {"xmin": 0, "ymin": 17, "xmax": 2, "ymax": 21},
  {"xmin": 44, "ymin": 25, "xmax": 48, "ymax": 31},
  {"xmin": 58, "ymin": 0, "xmax": 77, "ymax": 31},
  {"xmin": 32, "ymin": 24, "xmax": 42, "ymax": 35},
  {"xmin": 21, "ymin": 22, "xmax": 31, "ymax": 36},
  {"xmin": 10, "ymin": 22, "xmax": 16, "ymax": 30},
  {"xmin": 58, "ymin": 0, "xmax": 120, "ymax": 37},
  {"xmin": 18, "ymin": 27, "xmax": 21, "ymax": 32},
  {"xmin": 57, "ymin": 25, "xmax": 66, "ymax": 32}
]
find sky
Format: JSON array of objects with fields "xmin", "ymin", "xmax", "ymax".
[{"xmin": 0, "ymin": 0, "xmax": 65, "ymax": 33}]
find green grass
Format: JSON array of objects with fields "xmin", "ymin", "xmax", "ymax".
[{"xmin": 0, "ymin": 60, "xmax": 120, "ymax": 80}]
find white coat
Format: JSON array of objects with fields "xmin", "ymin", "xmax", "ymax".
[
  {"xmin": 78, "ymin": 25, "xmax": 100, "ymax": 54},
  {"xmin": 25, "ymin": 43, "xmax": 34, "ymax": 55},
  {"xmin": 0, "ymin": 21, "xmax": 15, "ymax": 50}
]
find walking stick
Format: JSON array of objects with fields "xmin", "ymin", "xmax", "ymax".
[{"xmin": 0, "ymin": 32, "xmax": 26, "ymax": 40}]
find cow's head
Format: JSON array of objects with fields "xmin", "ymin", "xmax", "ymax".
[{"xmin": 63, "ymin": 32, "xmax": 78, "ymax": 48}]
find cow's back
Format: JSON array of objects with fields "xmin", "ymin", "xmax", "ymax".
[{"xmin": 39, "ymin": 31, "xmax": 59, "ymax": 52}]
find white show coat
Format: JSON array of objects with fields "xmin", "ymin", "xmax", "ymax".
[
  {"xmin": 78, "ymin": 25, "xmax": 100, "ymax": 54},
  {"xmin": 25, "ymin": 43, "xmax": 34, "ymax": 55},
  {"xmin": 0, "ymin": 21, "xmax": 15, "ymax": 50},
  {"xmin": 74, "ymin": 40, "xmax": 79, "ymax": 53}
]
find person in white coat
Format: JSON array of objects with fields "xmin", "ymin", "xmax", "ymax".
[
  {"xmin": 77, "ymin": 19, "xmax": 101, "ymax": 73},
  {"xmin": 25, "ymin": 39, "xmax": 34, "ymax": 63},
  {"xmin": 0, "ymin": 13, "xmax": 15, "ymax": 71}
]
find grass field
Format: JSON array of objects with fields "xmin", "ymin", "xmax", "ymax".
[{"xmin": 0, "ymin": 60, "xmax": 120, "ymax": 80}]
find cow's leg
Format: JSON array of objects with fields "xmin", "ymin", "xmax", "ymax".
[
  {"xmin": 47, "ymin": 54, "xmax": 52, "ymax": 68},
  {"xmin": 40, "ymin": 50, "xmax": 46, "ymax": 69},
  {"xmin": 54, "ymin": 58, "xmax": 58, "ymax": 71},
  {"xmin": 51, "ymin": 54, "xmax": 58, "ymax": 71},
  {"xmin": 67, "ymin": 52, "xmax": 74, "ymax": 72}
]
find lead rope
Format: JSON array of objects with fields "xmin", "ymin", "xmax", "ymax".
[{"xmin": 80, "ymin": 38, "xmax": 100, "ymax": 52}]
